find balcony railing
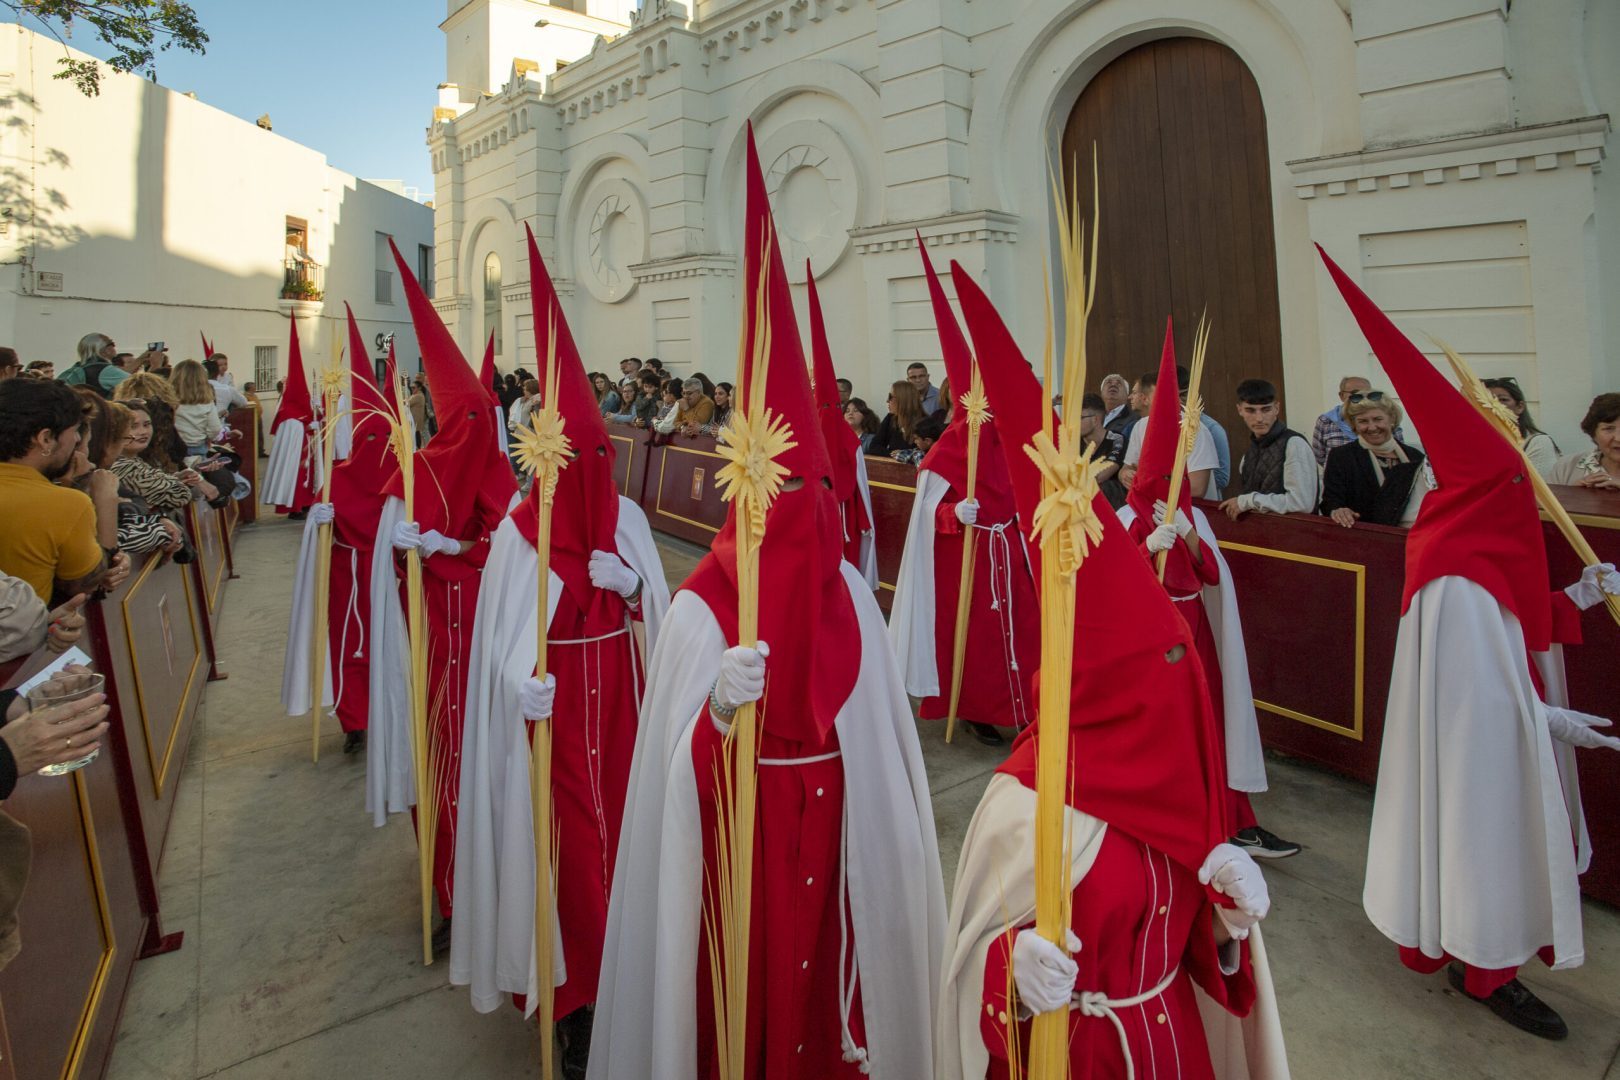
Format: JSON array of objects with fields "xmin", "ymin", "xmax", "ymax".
[{"xmin": 282, "ymin": 253, "xmax": 324, "ymax": 301}]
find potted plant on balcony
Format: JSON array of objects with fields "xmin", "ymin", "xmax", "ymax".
[{"xmin": 281, "ymin": 279, "xmax": 323, "ymax": 302}]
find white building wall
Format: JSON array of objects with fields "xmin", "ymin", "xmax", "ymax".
[
  {"xmin": 0, "ymin": 26, "xmax": 432, "ymax": 403},
  {"xmin": 431, "ymin": 0, "xmax": 1615, "ymax": 455}
]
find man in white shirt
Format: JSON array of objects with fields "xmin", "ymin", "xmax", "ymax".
[
  {"xmin": 1120, "ymin": 366, "xmax": 1220, "ymax": 499},
  {"xmin": 207, "ymin": 356, "xmax": 248, "ymax": 418},
  {"xmin": 1219, "ymin": 378, "xmax": 1319, "ymax": 520}
]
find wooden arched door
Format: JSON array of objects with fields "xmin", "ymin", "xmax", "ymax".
[{"xmin": 1063, "ymin": 37, "xmax": 1283, "ymax": 479}]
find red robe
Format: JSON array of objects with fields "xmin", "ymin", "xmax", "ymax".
[
  {"xmin": 326, "ymin": 458, "xmax": 388, "ymax": 734},
  {"xmin": 401, "ymin": 492, "xmax": 507, "ymax": 916},
  {"xmin": 272, "ymin": 419, "xmax": 320, "ymax": 515},
  {"xmin": 693, "ymin": 715, "xmax": 867, "ymax": 1080},
  {"xmin": 919, "ymin": 482, "xmax": 1041, "ymax": 731},
  {"xmin": 980, "ymin": 829, "xmax": 1255, "ymax": 1079}
]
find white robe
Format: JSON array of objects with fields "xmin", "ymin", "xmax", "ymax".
[
  {"xmin": 448, "ymin": 499, "xmax": 670, "ymax": 1015},
  {"xmin": 850, "ymin": 450, "xmax": 879, "ymax": 589},
  {"xmin": 587, "ymin": 560, "xmax": 946, "ymax": 1080},
  {"xmin": 937, "ymin": 774, "xmax": 1290, "ymax": 1080},
  {"xmin": 888, "ymin": 470, "xmax": 951, "ymax": 698},
  {"xmin": 279, "ymin": 514, "xmax": 335, "ymax": 716},
  {"xmin": 260, "ymin": 416, "xmax": 323, "ymax": 508},
  {"xmin": 1364, "ymin": 576, "xmax": 1584, "ymax": 971},
  {"xmin": 1531, "ymin": 645, "xmax": 1592, "ymax": 874},
  {"xmin": 1117, "ymin": 505, "xmax": 1267, "ymax": 792}
]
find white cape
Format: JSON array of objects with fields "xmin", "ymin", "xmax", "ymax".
[
  {"xmin": 588, "ymin": 561, "xmax": 945, "ymax": 1080},
  {"xmin": 1364, "ymin": 576, "xmax": 1584, "ymax": 970},
  {"xmin": 851, "ymin": 450, "xmax": 878, "ymax": 589},
  {"xmin": 1530, "ymin": 646, "xmax": 1591, "ymax": 875},
  {"xmin": 279, "ymin": 513, "xmax": 335, "ymax": 716},
  {"xmin": 888, "ymin": 469, "xmax": 950, "ymax": 697},
  {"xmin": 260, "ymin": 417, "xmax": 322, "ymax": 508},
  {"xmin": 937, "ymin": 774, "xmax": 1290, "ymax": 1080},
  {"xmin": 1118, "ymin": 505, "xmax": 1266, "ymax": 792},
  {"xmin": 449, "ymin": 499, "xmax": 670, "ymax": 1015}
]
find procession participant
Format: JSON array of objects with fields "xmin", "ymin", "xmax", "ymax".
[
  {"xmin": 805, "ymin": 262, "xmax": 877, "ymax": 587},
  {"xmin": 282, "ymin": 305, "xmax": 404, "ymax": 754},
  {"xmin": 940, "ymin": 263, "xmax": 1287, "ymax": 1080},
  {"xmin": 1116, "ymin": 323, "xmax": 1298, "ymax": 859},
  {"xmin": 888, "ymin": 239, "xmax": 1040, "ymax": 746},
  {"xmin": 261, "ymin": 316, "xmax": 321, "ymax": 519},
  {"xmin": 588, "ymin": 128, "xmax": 944, "ymax": 1080},
  {"xmin": 1321, "ymin": 246, "xmax": 1620, "ymax": 1041},
  {"xmin": 450, "ymin": 230, "xmax": 671, "ymax": 1077},
  {"xmin": 477, "ymin": 332, "xmax": 507, "ymax": 453},
  {"xmin": 366, "ymin": 240, "xmax": 519, "ymax": 952}
]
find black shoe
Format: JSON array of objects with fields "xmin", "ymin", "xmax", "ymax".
[
  {"xmin": 558, "ymin": 1005, "xmax": 593, "ymax": 1080},
  {"xmin": 343, "ymin": 730, "xmax": 366, "ymax": 755},
  {"xmin": 1232, "ymin": 826, "xmax": 1301, "ymax": 859},
  {"xmin": 967, "ymin": 721, "xmax": 1004, "ymax": 747},
  {"xmin": 431, "ymin": 917, "xmax": 452, "ymax": 957},
  {"xmin": 1447, "ymin": 963, "xmax": 1568, "ymax": 1040},
  {"xmin": 288, "ymin": 510, "xmax": 308, "ymax": 521}
]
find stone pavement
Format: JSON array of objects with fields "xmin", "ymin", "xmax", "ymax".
[{"xmin": 107, "ymin": 515, "xmax": 1620, "ymax": 1079}]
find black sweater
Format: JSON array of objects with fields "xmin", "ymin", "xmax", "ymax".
[{"xmin": 1320, "ymin": 441, "xmax": 1426, "ymax": 526}]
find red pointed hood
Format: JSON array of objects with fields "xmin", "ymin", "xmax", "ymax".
[
  {"xmin": 272, "ymin": 317, "xmax": 315, "ymax": 428},
  {"xmin": 479, "ymin": 333, "xmax": 500, "ymax": 404},
  {"xmin": 916, "ymin": 251, "xmax": 1018, "ymax": 524},
  {"xmin": 200, "ymin": 331, "xmax": 213, "ymax": 361},
  {"xmin": 330, "ymin": 305, "xmax": 396, "ymax": 537},
  {"xmin": 1317, "ymin": 245, "xmax": 1551, "ymax": 649},
  {"xmin": 513, "ymin": 225, "xmax": 623, "ymax": 629},
  {"xmin": 1123, "ymin": 318, "xmax": 1203, "ymax": 592},
  {"xmin": 804, "ymin": 261, "xmax": 859, "ymax": 503},
  {"xmin": 383, "ymin": 238, "xmax": 517, "ymax": 532},
  {"xmin": 684, "ymin": 124, "xmax": 859, "ymax": 747},
  {"xmin": 953, "ymin": 263, "xmax": 1231, "ymax": 874}
]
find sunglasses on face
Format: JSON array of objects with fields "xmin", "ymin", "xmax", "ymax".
[{"xmin": 1347, "ymin": 391, "xmax": 1387, "ymax": 404}]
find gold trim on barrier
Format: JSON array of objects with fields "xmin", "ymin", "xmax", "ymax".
[
  {"xmin": 609, "ymin": 433, "xmax": 636, "ymax": 490},
  {"xmin": 121, "ymin": 556, "xmax": 205, "ymax": 799},
  {"xmin": 1218, "ymin": 541, "xmax": 1366, "ymax": 741},
  {"xmin": 877, "ymin": 582, "xmax": 896, "ymax": 592},
  {"xmin": 653, "ymin": 444, "xmax": 725, "ymax": 535},
  {"xmin": 1552, "ymin": 510, "xmax": 1620, "ymax": 532},
  {"xmin": 60, "ymin": 770, "xmax": 116, "ymax": 1080},
  {"xmin": 190, "ymin": 503, "xmax": 226, "ymax": 613},
  {"xmin": 865, "ymin": 479, "xmax": 917, "ymax": 494}
]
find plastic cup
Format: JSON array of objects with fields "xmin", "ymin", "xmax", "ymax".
[{"xmin": 28, "ymin": 671, "xmax": 106, "ymax": 777}]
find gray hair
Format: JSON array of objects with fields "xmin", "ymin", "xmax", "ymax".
[
  {"xmin": 682, "ymin": 378, "xmax": 702, "ymax": 393},
  {"xmin": 78, "ymin": 333, "xmax": 112, "ymax": 363},
  {"xmin": 1100, "ymin": 373, "xmax": 1129, "ymax": 393},
  {"xmin": 1338, "ymin": 374, "xmax": 1371, "ymax": 392}
]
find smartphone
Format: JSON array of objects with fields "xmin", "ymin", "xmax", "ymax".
[{"xmin": 148, "ymin": 341, "xmax": 166, "ymax": 352}]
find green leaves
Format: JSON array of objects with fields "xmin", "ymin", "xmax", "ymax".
[{"xmin": 8, "ymin": 1, "xmax": 208, "ymax": 95}]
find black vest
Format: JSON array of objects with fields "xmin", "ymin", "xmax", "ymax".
[{"xmin": 1239, "ymin": 425, "xmax": 1305, "ymax": 494}]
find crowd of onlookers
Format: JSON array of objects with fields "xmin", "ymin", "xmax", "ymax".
[{"xmin": 0, "ymin": 334, "xmax": 256, "ymax": 804}]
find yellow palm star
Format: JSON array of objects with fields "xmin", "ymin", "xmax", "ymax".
[
  {"xmin": 1024, "ymin": 430, "xmax": 1109, "ymax": 577},
  {"xmin": 512, "ymin": 411, "xmax": 572, "ymax": 504},
  {"xmin": 715, "ymin": 408, "xmax": 798, "ymax": 538}
]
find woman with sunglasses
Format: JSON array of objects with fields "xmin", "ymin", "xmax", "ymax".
[
  {"xmin": 1320, "ymin": 391, "xmax": 1427, "ymax": 527},
  {"xmin": 1483, "ymin": 377, "xmax": 1560, "ymax": 478}
]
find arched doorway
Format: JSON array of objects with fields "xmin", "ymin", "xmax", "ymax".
[{"xmin": 1063, "ymin": 37, "xmax": 1284, "ymax": 475}]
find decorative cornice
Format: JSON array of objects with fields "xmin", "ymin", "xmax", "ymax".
[
  {"xmin": 849, "ymin": 210, "xmax": 1021, "ymax": 254},
  {"xmin": 431, "ymin": 295, "xmax": 472, "ymax": 316},
  {"xmin": 1288, "ymin": 115, "xmax": 1610, "ymax": 200},
  {"xmin": 629, "ymin": 253, "xmax": 738, "ymax": 282},
  {"xmin": 698, "ymin": 0, "xmax": 867, "ymax": 70}
]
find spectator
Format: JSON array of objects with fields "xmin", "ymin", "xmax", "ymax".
[
  {"xmin": 113, "ymin": 399, "xmax": 220, "ymax": 511},
  {"xmin": 618, "ymin": 356, "xmax": 642, "ymax": 381},
  {"xmin": 1219, "ymin": 378, "xmax": 1318, "ymax": 520},
  {"xmin": 690, "ymin": 371, "xmax": 717, "ymax": 400},
  {"xmin": 892, "ymin": 410, "xmax": 947, "ymax": 465},
  {"xmin": 172, "ymin": 360, "xmax": 232, "ymax": 452},
  {"xmin": 1078, "ymin": 391, "xmax": 1127, "ymax": 508},
  {"xmin": 408, "ymin": 376, "xmax": 430, "ymax": 446},
  {"xmin": 590, "ymin": 371, "xmax": 622, "ymax": 416},
  {"xmin": 875, "ymin": 379, "xmax": 924, "ymax": 456},
  {"xmin": 73, "ymin": 392, "xmax": 183, "ymax": 557},
  {"xmin": 205, "ymin": 357, "xmax": 248, "ymax": 419},
  {"xmin": 509, "ymin": 377, "xmax": 540, "ymax": 431},
  {"xmin": 844, "ymin": 397, "xmax": 881, "ymax": 454},
  {"xmin": 0, "ymin": 573, "xmax": 86, "ymax": 662},
  {"xmin": 60, "ymin": 333, "xmax": 130, "ymax": 397},
  {"xmin": 614, "ymin": 371, "xmax": 662, "ymax": 427},
  {"xmin": 1320, "ymin": 392, "xmax": 1426, "ymax": 528},
  {"xmin": 499, "ymin": 372, "xmax": 522, "ymax": 412},
  {"xmin": 0, "ymin": 378, "xmax": 125, "ymax": 600},
  {"xmin": 644, "ymin": 357, "xmax": 665, "ymax": 376},
  {"xmin": 1547, "ymin": 392, "xmax": 1620, "ymax": 490},
  {"xmin": 1311, "ymin": 374, "xmax": 1403, "ymax": 467},
  {"xmin": 1, "ymin": 672, "xmax": 111, "ymax": 799},
  {"xmin": 605, "ymin": 379, "xmax": 639, "ymax": 425},
  {"xmin": 939, "ymin": 377, "xmax": 953, "ymax": 422},
  {"xmin": 650, "ymin": 378, "xmax": 680, "ymax": 431},
  {"xmin": 704, "ymin": 382, "xmax": 734, "ymax": 435},
  {"xmin": 1099, "ymin": 373, "xmax": 1135, "ymax": 435},
  {"xmin": 659, "ymin": 377, "xmax": 715, "ymax": 436},
  {"xmin": 836, "ymin": 378, "xmax": 853, "ymax": 406},
  {"xmin": 1120, "ymin": 367, "xmax": 1220, "ymax": 499},
  {"xmin": 25, "ymin": 361, "xmax": 53, "ymax": 379},
  {"xmin": 1483, "ymin": 377, "xmax": 1560, "ymax": 478},
  {"xmin": 906, "ymin": 362, "xmax": 942, "ymax": 415},
  {"xmin": 0, "ymin": 348, "xmax": 19, "ymax": 380}
]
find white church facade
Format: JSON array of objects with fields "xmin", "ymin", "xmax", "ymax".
[{"xmin": 429, "ymin": 0, "xmax": 1618, "ymax": 451}]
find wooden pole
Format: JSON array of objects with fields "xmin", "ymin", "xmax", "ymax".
[
  {"xmin": 944, "ymin": 361, "xmax": 987, "ymax": 743},
  {"xmin": 393, "ymin": 418, "xmax": 435, "ymax": 966},
  {"xmin": 310, "ymin": 348, "xmax": 343, "ymax": 762},
  {"xmin": 1157, "ymin": 315, "xmax": 1210, "ymax": 583}
]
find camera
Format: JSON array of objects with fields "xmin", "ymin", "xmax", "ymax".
[{"xmin": 148, "ymin": 341, "xmax": 166, "ymax": 352}]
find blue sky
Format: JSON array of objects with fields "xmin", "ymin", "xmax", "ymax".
[{"xmin": 9, "ymin": 1, "xmax": 444, "ymax": 198}]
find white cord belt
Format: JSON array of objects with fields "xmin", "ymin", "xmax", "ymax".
[
  {"xmin": 968, "ymin": 517, "xmax": 1030, "ymax": 730},
  {"xmin": 546, "ymin": 626, "xmax": 630, "ymax": 646},
  {"xmin": 1071, "ymin": 966, "xmax": 1179, "ymax": 1080}
]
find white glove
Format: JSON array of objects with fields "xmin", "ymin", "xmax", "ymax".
[
  {"xmin": 1011, "ymin": 929, "xmax": 1081, "ymax": 1016},
  {"xmin": 955, "ymin": 499, "xmax": 980, "ymax": 526},
  {"xmin": 520, "ymin": 674, "xmax": 556, "ymax": 722},
  {"xmin": 1199, "ymin": 843, "xmax": 1270, "ymax": 940},
  {"xmin": 1546, "ymin": 706, "xmax": 1620, "ymax": 751},
  {"xmin": 391, "ymin": 520, "xmax": 422, "ymax": 551},
  {"xmin": 1145, "ymin": 523, "xmax": 1178, "ymax": 554},
  {"xmin": 1565, "ymin": 563, "xmax": 1620, "ymax": 611},
  {"xmin": 713, "ymin": 641, "xmax": 770, "ymax": 711},
  {"xmin": 1152, "ymin": 499, "xmax": 1194, "ymax": 537},
  {"xmin": 588, "ymin": 549, "xmax": 640, "ymax": 598},
  {"xmin": 309, "ymin": 502, "xmax": 335, "ymax": 526},
  {"xmin": 418, "ymin": 529, "xmax": 460, "ymax": 557},
  {"xmin": 308, "ymin": 419, "xmax": 322, "ymax": 436}
]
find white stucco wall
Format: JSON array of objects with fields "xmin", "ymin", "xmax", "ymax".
[
  {"xmin": 430, "ymin": 0, "xmax": 1615, "ymax": 456},
  {"xmin": 0, "ymin": 25, "xmax": 432, "ymax": 396}
]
